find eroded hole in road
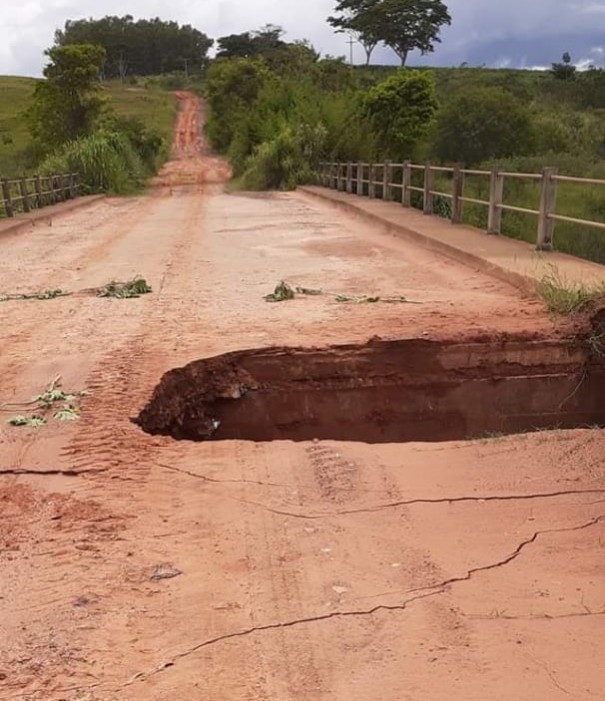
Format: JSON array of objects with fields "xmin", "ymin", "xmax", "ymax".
[{"xmin": 135, "ymin": 335, "xmax": 605, "ymax": 444}]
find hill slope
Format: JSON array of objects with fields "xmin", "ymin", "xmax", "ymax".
[{"xmin": 0, "ymin": 77, "xmax": 177, "ymax": 178}]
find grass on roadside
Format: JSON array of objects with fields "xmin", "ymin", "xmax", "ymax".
[{"xmin": 535, "ymin": 266, "xmax": 605, "ymax": 315}]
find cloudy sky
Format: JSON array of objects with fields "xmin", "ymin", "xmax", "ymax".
[{"xmin": 1, "ymin": 0, "xmax": 604, "ymax": 76}]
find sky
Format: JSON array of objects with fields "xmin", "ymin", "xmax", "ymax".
[{"xmin": 0, "ymin": 0, "xmax": 604, "ymax": 77}]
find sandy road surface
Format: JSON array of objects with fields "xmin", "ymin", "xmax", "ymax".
[{"xmin": 0, "ymin": 93, "xmax": 604, "ymax": 701}]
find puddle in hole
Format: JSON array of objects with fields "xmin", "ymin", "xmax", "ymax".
[{"xmin": 134, "ymin": 337, "xmax": 605, "ymax": 444}]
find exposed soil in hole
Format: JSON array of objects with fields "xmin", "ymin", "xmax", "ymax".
[{"xmin": 135, "ymin": 334, "xmax": 605, "ymax": 444}]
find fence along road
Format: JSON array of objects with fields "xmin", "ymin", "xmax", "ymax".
[
  {"xmin": 0, "ymin": 173, "xmax": 80, "ymax": 217},
  {"xmin": 319, "ymin": 161, "xmax": 605, "ymax": 252}
]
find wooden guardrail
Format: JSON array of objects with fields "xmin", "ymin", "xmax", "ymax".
[
  {"xmin": 0, "ymin": 173, "xmax": 81, "ymax": 219},
  {"xmin": 318, "ymin": 162, "xmax": 605, "ymax": 251}
]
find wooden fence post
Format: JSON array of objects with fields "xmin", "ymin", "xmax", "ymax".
[
  {"xmin": 1, "ymin": 179, "xmax": 14, "ymax": 218},
  {"xmin": 402, "ymin": 161, "xmax": 411, "ymax": 207},
  {"xmin": 346, "ymin": 162, "xmax": 353, "ymax": 193},
  {"xmin": 357, "ymin": 163, "xmax": 363, "ymax": 196},
  {"xmin": 487, "ymin": 166, "xmax": 504, "ymax": 234},
  {"xmin": 35, "ymin": 175, "xmax": 42, "ymax": 208},
  {"xmin": 451, "ymin": 164, "xmax": 464, "ymax": 224},
  {"xmin": 423, "ymin": 163, "xmax": 434, "ymax": 215},
  {"xmin": 383, "ymin": 161, "xmax": 392, "ymax": 201},
  {"xmin": 537, "ymin": 167, "xmax": 558, "ymax": 251},
  {"xmin": 369, "ymin": 164, "xmax": 376, "ymax": 198},
  {"xmin": 19, "ymin": 177, "xmax": 30, "ymax": 213}
]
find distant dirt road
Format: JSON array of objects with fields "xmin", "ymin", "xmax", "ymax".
[{"xmin": 0, "ymin": 92, "xmax": 603, "ymax": 701}]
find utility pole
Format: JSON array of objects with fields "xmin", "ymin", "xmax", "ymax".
[
  {"xmin": 347, "ymin": 35, "xmax": 356, "ymax": 65},
  {"xmin": 183, "ymin": 57, "xmax": 189, "ymax": 79}
]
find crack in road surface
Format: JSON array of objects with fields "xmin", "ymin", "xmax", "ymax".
[
  {"xmin": 114, "ymin": 513, "xmax": 605, "ymax": 690},
  {"xmin": 154, "ymin": 463, "xmax": 605, "ymax": 519},
  {"xmin": 0, "ymin": 467, "xmax": 100, "ymax": 477}
]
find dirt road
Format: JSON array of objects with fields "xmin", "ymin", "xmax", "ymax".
[{"xmin": 0, "ymin": 93, "xmax": 604, "ymax": 701}]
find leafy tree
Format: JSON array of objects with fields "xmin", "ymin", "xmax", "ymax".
[
  {"xmin": 204, "ymin": 59, "xmax": 271, "ymax": 151},
  {"xmin": 431, "ymin": 87, "xmax": 535, "ymax": 165},
  {"xmin": 29, "ymin": 44, "xmax": 107, "ymax": 148},
  {"xmin": 328, "ymin": 0, "xmax": 383, "ymax": 65},
  {"xmin": 379, "ymin": 0, "xmax": 452, "ymax": 65},
  {"xmin": 551, "ymin": 52, "xmax": 577, "ymax": 81},
  {"xmin": 216, "ymin": 33, "xmax": 258, "ymax": 59},
  {"xmin": 362, "ymin": 69, "xmax": 437, "ymax": 157},
  {"xmin": 216, "ymin": 25, "xmax": 287, "ymax": 59},
  {"xmin": 55, "ymin": 16, "xmax": 213, "ymax": 78},
  {"xmin": 328, "ymin": 0, "xmax": 451, "ymax": 66}
]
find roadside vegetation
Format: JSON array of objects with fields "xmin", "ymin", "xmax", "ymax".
[
  {"xmin": 536, "ymin": 266, "xmax": 605, "ymax": 316},
  {"xmin": 203, "ymin": 42, "xmax": 605, "ymax": 262}
]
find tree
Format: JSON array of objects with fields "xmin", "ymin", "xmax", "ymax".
[
  {"xmin": 551, "ymin": 52, "xmax": 577, "ymax": 81},
  {"xmin": 328, "ymin": 0, "xmax": 451, "ymax": 66},
  {"xmin": 204, "ymin": 59, "xmax": 271, "ymax": 151},
  {"xmin": 328, "ymin": 0, "xmax": 382, "ymax": 65},
  {"xmin": 379, "ymin": 0, "xmax": 452, "ymax": 66},
  {"xmin": 431, "ymin": 87, "xmax": 535, "ymax": 165},
  {"xmin": 216, "ymin": 25, "xmax": 287, "ymax": 59},
  {"xmin": 362, "ymin": 69, "xmax": 437, "ymax": 157},
  {"xmin": 216, "ymin": 33, "xmax": 258, "ymax": 59},
  {"xmin": 29, "ymin": 44, "xmax": 107, "ymax": 147},
  {"xmin": 55, "ymin": 16, "xmax": 213, "ymax": 78}
]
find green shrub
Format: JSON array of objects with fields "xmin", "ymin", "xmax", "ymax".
[
  {"xmin": 39, "ymin": 130, "xmax": 146, "ymax": 194},
  {"xmin": 362, "ymin": 69, "xmax": 437, "ymax": 159},
  {"xmin": 240, "ymin": 122, "xmax": 327, "ymax": 190},
  {"xmin": 431, "ymin": 86, "xmax": 534, "ymax": 165}
]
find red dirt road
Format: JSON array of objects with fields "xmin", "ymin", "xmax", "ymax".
[{"xmin": 0, "ymin": 93, "xmax": 604, "ymax": 701}]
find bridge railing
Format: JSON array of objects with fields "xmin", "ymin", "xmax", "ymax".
[
  {"xmin": 1, "ymin": 173, "xmax": 81, "ymax": 219},
  {"xmin": 317, "ymin": 162, "xmax": 605, "ymax": 251}
]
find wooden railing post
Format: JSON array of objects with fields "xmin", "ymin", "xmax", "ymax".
[
  {"xmin": 487, "ymin": 166, "xmax": 504, "ymax": 234},
  {"xmin": 537, "ymin": 167, "xmax": 558, "ymax": 251},
  {"xmin": 346, "ymin": 162, "xmax": 353, "ymax": 194},
  {"xmin": 356, "ymin": 163, "xmax": 363, "ymax": 195},
  {"xmin": 35, "ymin": 174, "xmax": 42, "ymax": 208},
  {"xmin": 19, "ymin": 177, "xmax": 31, "ymax": 213},
  {"xmin": 1, "ymin": 179, "xmax": 14, "ymax": 218},
  {"xmin": 369, "ymin": 164, "xmax": 376, "ymax": 198},
  {"xmin": 423, "ymin": 163, "xmax": 434, "ymax": 214},
  {"xmin": 402, "ymin": 161, "xmax": 411, "ymax": 206},
  {"xmin": 383, "ymin": 160, "xmax": 392, "ymax": 201},
  {"xmin": 451, "ymin": 164, "xmax": 464, "ymax": 224}
]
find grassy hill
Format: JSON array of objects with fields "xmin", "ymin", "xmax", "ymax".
[
  {"xmin": 0, "ymin": 77, "xmax": 36, "ymax": 177},
  {"xmin": 0, "ymin": 76, "xmax": 177, "ymax": 179}
]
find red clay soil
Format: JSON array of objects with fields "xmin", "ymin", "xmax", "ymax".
[{"xmin": 0, "ymin": 92, "xmax": 603, "ymax": 701}]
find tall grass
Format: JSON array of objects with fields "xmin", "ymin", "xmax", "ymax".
[{"xmin": 39, "ymin": 131, "xmax": 146, "ymax": 194}]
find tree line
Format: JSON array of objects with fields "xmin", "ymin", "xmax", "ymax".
[
  {"xmin": 54, "ymin": 2, "xmax": 453, "ymax": 78},
  {"xmin": 55, "ymin": 16, "xmax": 213, "ymax": 79}
]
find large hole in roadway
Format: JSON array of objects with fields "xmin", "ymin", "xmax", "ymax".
[{"xmin": 135, "ymin": 334, "xmax": 605, "ymax": 444}]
